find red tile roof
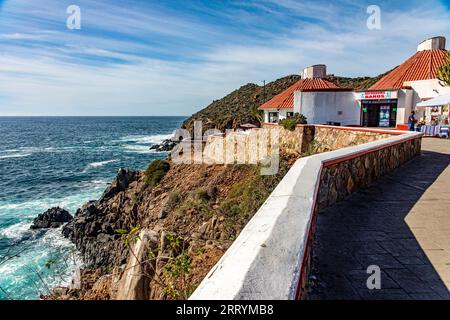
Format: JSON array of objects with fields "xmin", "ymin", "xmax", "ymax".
[
  {"xmin": 369, "ymin": 49, "xmax": 448, "ymax": 90},
  {"xmin": 259, "ymin": 78, "xmax": 347, "ymax": 110}
]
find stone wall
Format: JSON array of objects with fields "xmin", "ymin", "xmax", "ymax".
[
  {"xmin": 295, "ymin": 135, "xmax": 422, "ymax": 299},
  {"xmin": 202, "ymin": 130, "xmax": 279, "ymax": 165},
  {"xmin": 202, "ymin": 125, "xmax": 306, "ymax": 166},
  {"xmin": 262, "ymin": 123, "xmax": 306, "ymax": 154},
  {"xmin": 191, "ymin": 127, "xmax": 423, "ymax": 300},
  {"xmin": 317, "ymin": 136, "xmax": 422, "ymax": 209},
  {"xmin": 309, "ymin": 126, "xmax": 393, "ymax": 153},
  {"xmin": 265, "ymin": 124, "xmax": 397, "ymax": 156},
  {"xmin": 203, "ymin": 125, "xmax": 398, "ymax": 166}
]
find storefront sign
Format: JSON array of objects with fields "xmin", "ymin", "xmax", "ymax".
[{"xmin": 357, "ymin": 91, "xmax": 397, "ymax": 100}]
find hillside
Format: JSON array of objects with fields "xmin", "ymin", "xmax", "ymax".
[
  {"xmin": 52, "ymin": 154, "xmax": 298, "ymax": 300},
  {"xmin": 182, "ymin": 75, "xmax": 301, "ymax": 133},
  {"xmin": 325, "ymin": 70, "xmax": 392, "ymax": 91},
  {"xmin": 182, "ymin": 71, "xmax": 391, "ymax": 132}
]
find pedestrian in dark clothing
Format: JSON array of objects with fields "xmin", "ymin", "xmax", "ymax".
[{"xmin": 408, "ymin": 111, "xmax": 417, "ymax": 131}]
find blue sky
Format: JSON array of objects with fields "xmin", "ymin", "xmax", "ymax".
[{"xmin": 0, "ymin": 0, "xmax": 449, "ymax": 116}]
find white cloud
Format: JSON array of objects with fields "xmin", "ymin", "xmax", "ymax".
[{"xmin": 0, "ymin": 0, "xmax": 449, "ymax": 116}]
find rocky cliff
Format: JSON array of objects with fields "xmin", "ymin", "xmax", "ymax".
[{"xmin": 52, "ymin": 152, "xmax": 297, "ymax": 300}]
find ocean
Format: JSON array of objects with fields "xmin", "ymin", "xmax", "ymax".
[{"xmin": 0, "ymin": 116, "xmax": 185, "ymax": 300}]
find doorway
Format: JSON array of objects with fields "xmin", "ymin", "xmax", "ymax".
[{"xmin": 361, "ymin": 100, "xmax": 397, "ymax": 127}]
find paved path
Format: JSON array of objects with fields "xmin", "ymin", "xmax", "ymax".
[{"xmin": 308, "ymin": 138, "xmax": 450, "ymax": 300}]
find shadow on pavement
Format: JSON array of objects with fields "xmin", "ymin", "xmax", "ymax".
[{"xmin": 308, "ymin": 144, "xmax": 450, "ymax": 300}]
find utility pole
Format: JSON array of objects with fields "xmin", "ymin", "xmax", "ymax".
[{"xmin": 262, "ymin": 80, "xmax": 266, "ymax": 102}]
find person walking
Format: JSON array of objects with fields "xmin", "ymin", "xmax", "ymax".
[{"xmin": 408, "ymin": 111, "xmax": 417, "ymax": 131}]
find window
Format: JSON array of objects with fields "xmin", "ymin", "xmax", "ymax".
[
  {"xmin": 286, "ymin": 112, "xmax": 294, "ymax": 118},
  {"xmin": 268, "ymin": 112, "xmax": 279, "ymax": 123}
]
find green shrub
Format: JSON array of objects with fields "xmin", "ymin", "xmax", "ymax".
[
  {"xmin": 144, "ymin": 160, "xmax": 170, "ymax": 187},
  {"xmin": 219, "ymin": 175, "xmax": 273, "ymax": 218},
  {"xmin": 279, "ymin": 113, "xmax": 307, "ymax": 131},
  {"xmin": 438, "ymin": 51, "xmax": 450, "ymax": 86},
  {"xmin": 220, "ymin": 199, "xmax": 241, "ymax": 216},
  {"xmin": 176, "ymin": 198, "xmax": 213, "ymax": 219},
  {"xmin": 196, "ymin": 188, "xmax": 211, "ymax": 202}
]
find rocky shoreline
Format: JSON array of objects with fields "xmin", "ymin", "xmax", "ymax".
[
  {"xmin": 30, "ymin": 207, "xmax": 73, "ymax": 230},
  {"xmin": 61, "ymin": 168, "xmax": 140, "ymax": 269},
  {"xmin": 32, "ymin": 146, "xmax": 294, "ymax": 300},
  {"xmin": 149, "ymin": 138, "xmax": 178, "ymax": 152}
]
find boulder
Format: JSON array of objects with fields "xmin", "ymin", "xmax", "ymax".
[
  {"xmin": 30, "ymin": 207, "xmax": 73, "ymax": 229},
  {"xmin": 149, "ymin": 139, "xmax": 178, "ymax": 152},
  {"xmin": 100, "ymin": 168, "xmax": 140, "ymax": 202}
]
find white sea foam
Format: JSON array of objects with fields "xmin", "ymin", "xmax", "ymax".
[
  {"xmin": 0, "ymin": 225, "xmax": 81, "ymax": 299},
  {"xmin": 0, "ymin": 153, "xmax": 32, "ymax": 159},
  {"xmin": 118, "ymin": 133, "xmax": 174, "ymax": 144},
  {"xmin": 18, "ymin": 147, "xmax": 46, "ymax": 152},
  {"xmin": 44, "ymin": 146, "xmax": 90, "ymax": 153},
  {"xmin": 0, "ymin": 188, "xmax": 95, "ymax": 298},
  {"xmin": 0, "ymin": 186, "xmax": 105, "ymax": 221},
  {"xmin": 0, "ymin": 221, "xmax": 31, "ymax": 240},
  {"xmin": 0, "ymin": 203, "xmax": 22, "ymax": 210},
  {"xmin": 0, "ymin": 146, "xmax": 94, "ymax": 159},
  {"xmin": 90, "ymin": 179, "xmax": 109, "ymax": 185},
  {"xmin": 122, "ymin": 144, "xmax": 158, "ymax": 154},
  {"xmin": 86, "ymin": 159, "xmax": 118, "ymax": 169},
  {"xmin": 112, "ymin": 133, "xmax": 174, "ymax": 154}
]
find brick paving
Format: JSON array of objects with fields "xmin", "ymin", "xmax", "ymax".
[{"xmin": 308, "ymin": 138, "xmax": 450, "ymax": 300}]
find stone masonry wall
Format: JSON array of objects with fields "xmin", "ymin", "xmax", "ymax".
[
  {"xmin": 296, "ymin": 135, "xmax": 422, "ymax": 299},
  {"xmin": 204, "ymin": 124, "xmax": 399, "ymax": 166},
  {"xmin": 317, "ymin": 136, "xmax": 422, "ymax": 210},
  {"xmin": 265, "ymin": 124, "xmax": 396, "ymax": 156},
  {"xmin": 311, "ymin": 126, "xmax": 393, "ymax": 153},
  {"xmin": 262, "ymin": 124, "xmax": 303, "ymax": 155}
]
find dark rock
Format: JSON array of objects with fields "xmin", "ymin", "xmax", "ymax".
[
  {"xmin": 30, "ymin": 207, "xmax": 73, "ymax": 230},
  {"xmin": 207, "ymin": 186, "xmax": 218, "ymax": 199},
  {"xmin": 150, "ymin": 139, "xmax": 178, "ymax": 152},
  {"xmin": 62, "ymin": 168, "xmax": 141, "ymax": 269},
  {"xmin": 100, "ymin": 169, "xmax": 140, "ymax": 202}
]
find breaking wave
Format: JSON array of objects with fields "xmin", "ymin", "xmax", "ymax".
[{"xmin": 0, "ymin": 153, "xmax": 32, "ymax": 159}]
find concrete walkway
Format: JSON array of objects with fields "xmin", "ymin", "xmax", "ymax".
[{"xmin": 308, "ymin": 138, "xmax": 450, "ymax": 300}]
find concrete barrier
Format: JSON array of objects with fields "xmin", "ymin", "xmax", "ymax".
[{"xmin": 190, "ymin": 127, "xmax": 423, "ymax": 300}]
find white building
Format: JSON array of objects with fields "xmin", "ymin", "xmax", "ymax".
[
  {"xmin": 260, "ymin": 64, "xmax": 359, "ymax": 126},
  {"xmin": 355, "ymin": 36, "xmax": 449, "ymax": 128},
  {"xmin": 260, "ymin": 36, "xmax": 449, "ymax": 128}
]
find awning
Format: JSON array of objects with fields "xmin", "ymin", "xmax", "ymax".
[{"xmin": 416, "ymin": 92, "xmax": 450, "ymax": 107}]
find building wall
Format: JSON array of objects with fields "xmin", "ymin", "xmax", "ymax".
[
  {"xmin": 264, "ymin": 78, "xmax": 449, "ymax": 127},
  {"xmin": 295, "ymin": 91, "xmax": 360, "ymax": 126},
  {"xmin": 408, "ymin": 79, "xmax": 450, "ymax": 102},
  {"xmin": 264, "ymin": 109, "xmax": 291, "ymax": 123},
  {"xmin": 397, "ymin": 89, "xmax": 414, "ymax": 125}
]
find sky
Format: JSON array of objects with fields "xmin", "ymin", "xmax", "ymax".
[{"xmin": 0, "ymin": 0, "xmax": 449, "ymax": 116}]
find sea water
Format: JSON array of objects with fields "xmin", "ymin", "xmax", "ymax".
[{"xmin": 0, "ymin": 116, "xmax": 185, "ymax": 300}]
